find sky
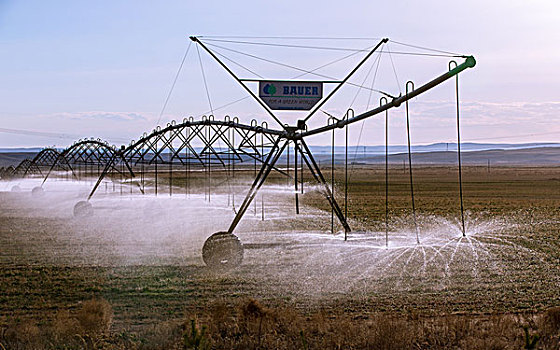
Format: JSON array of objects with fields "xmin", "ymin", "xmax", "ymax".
[{"xmin": 0, "ymin": 0, "xmax": 559, "ymax": 148}]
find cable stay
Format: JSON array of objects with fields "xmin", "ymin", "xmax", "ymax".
[
  {"xmin": 200, "ymin": 37, "xmax": 467, "ymax": 58},
  {"xmin": 156, "ymin": 41, "xmax": 192, "ymax": 126},
  {"xmin": 347, "ymin": 47, "xmax": 384, "ymax": 181},
  {"xmin": 196, "ymin": 44, "xmax": 214, "ymax": 116},
  {"xmin": 199, "ymin": 35, "xmax": 385, "ymax": 40},
  {"xmin": 204, "ymin": 40, "xmax": 396, "ymax": 97}
]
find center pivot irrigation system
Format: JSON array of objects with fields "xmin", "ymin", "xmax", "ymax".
[{"xmin": 3, "ymin": 36, "xmax": 476, "ymax": 270}]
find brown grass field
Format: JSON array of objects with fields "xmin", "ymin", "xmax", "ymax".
[{"xmin": 0, "ymin": 165, "xmax": 559, "ymax": 349}]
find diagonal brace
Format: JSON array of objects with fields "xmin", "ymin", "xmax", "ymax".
[
  {"xmin": 228, "ymin": 137, "xmax": 287, "ymax": 234},
  {"xmin": 297, "ymin": 139, "xmax": 351, "ymax": 233}
]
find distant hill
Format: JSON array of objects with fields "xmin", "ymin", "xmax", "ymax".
[
  {"xmin": 1, "ymin": 143, "xmax": 559, "ymax": 155},
  {"xmin": 0, "ymin": 147, "xmax": 45, "ymax": 153},
  {"xmin": 0, "ymin": 153, "xmax": 36, "ymax": 167},
  {"xmin": 1, "ymin": 144, "xmax": 559, "ymax": 168},
  {"xmin": 306, "ymin": 146, "xmax": 560, "ymax": 166},
  {"xmin": 309, "ymin": 142, "xmax": 560, "ymax": 155},
  {"xmin": 363, "ymin": 147, "xmax": 560, "ymax": 166}
]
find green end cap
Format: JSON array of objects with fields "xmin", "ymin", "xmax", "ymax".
[
  {"xmin": 448, "ymin": 55, "xmax": 476, "ymax": 76},
  {"xmin": 465, "ymin": 55, "xmax": 476, "ymax": 68}
]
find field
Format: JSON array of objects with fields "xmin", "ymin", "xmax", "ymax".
[{"xmin": 1, "ymin": 165, "xmax": 559, "ymax": 348}]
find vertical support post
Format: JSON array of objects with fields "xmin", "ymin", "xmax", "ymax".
[
  {"xmin": 381, "ymin": 97, "xmax": 389, "ymax": 248},
  {"xmin": 450, "ymin": 61, "xmax": 466, "ymax": 236},
  {"xmin": 254, "ymin": 129, "xmax": 257, "ymax": 214},
  {"xmin": 185, "ymin": 130, "xmax": 188, "ymax": 197},
  {"xmin": 405, "ymin": 81, "xmax": 420, "ymax": 244},
  {"xmin": 141, "ymin": 161, "xmax": 145, "ymax": 194},
  {"xmin": 286, "ymin": 140, "xmax": 290, "ymax": 186},
  {"xmin": 169, "ymin": 156, "xmax": 172, "ymax": 197},
  {"xmin": 203, "ymin": 123, "xmax": 207, "ymax": 201},
  {"xmin": 120, "ymin": 161, "xmax": 123, "ymax": 196},
  {"xmin": 331, "ymin": 118, "xmax": 335, "ymax": 234},
  {"xmin": 232, "ymin": 126, "xmax": 235, "ymax": 209},
  {"xmin": 300, "ymin": 144, "xmax": 304, "ymax": 194},
  {"xmin": 155, "ymin": 158, "xmax": 158, "ymax": 196},
  {"xmin": 187, "ymin": 128, "xmax": 190, "ymax": 198},
  {"xmin": 130, "ymin": 160, "xmax": 133, "ymax": 195},
  {"xmin": 227, "ymin": 125, "xmax": 231, "ymax": 207},
  {"xmin": 294, "ymin": 140, "xmax": 299, "ymax": 214},
  {"xmin": 344, "ymin": 113, "xmax": 349, "ymax": 241},
  {"xmin": 207, "ymin": 123, "xmax": 210, "ymax": 202},
  {"xmin": 261, "ymin": 130, "xmax": 265, "ymax": 220},
  {"xmin": 112, "ymin": 162, "xmax": 115, "ymax": 192}
]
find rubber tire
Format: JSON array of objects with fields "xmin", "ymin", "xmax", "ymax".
[
  {"xmin": 31, "ymin": 186, "xmax": 44, "ymax": 197},
  {"xmin": 73, "ymin": 200, "xmax": 93, "ymax": 218},
  {"xmin": 202, "ymin": 232, "xmax": 244, "ymax": 269}
]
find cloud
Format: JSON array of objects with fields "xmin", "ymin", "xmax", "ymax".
[
  {"xmin": 46, "ymin": 111, "xmax": 150, "ymax": 122},
  {"xmin": 311, "ymin": 100, "xmax": 560, "ymax": 145},
  {"xmin": 410, "ymin": 100, "xmax": 560, "ymax": 127}
]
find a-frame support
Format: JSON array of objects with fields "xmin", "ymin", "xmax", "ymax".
[{"xmin": 226, "ymin": 134, "xmax": 351, "ymax": 235}]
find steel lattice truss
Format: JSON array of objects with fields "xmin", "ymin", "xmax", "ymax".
[
  {"xmin": 7, "ymin": 117, "xmax": 283, "ymax": 185},
  {"xmin": 4, "ymin": 148, "xmax": 61, "ymax": 178},
  {"xmin": 124, "ymin": 117, "xmax": 279, "ymax": 168},
  {"xmin": 2, "ymin": 38, "xmax": 476, "ymax": 258}
]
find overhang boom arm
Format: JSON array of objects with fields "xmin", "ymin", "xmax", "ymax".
[{"xmin": 298, "ymin": 56, "xmax": 476, "ymax": 138}]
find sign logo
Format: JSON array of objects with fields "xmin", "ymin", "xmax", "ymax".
[
  {"xmin": 262, "ymin": 83, "xmax": 277, "ymax": 96},
  {"xmin": 259, "ymin": 81, "xmax": 323, "ymax": 111}
]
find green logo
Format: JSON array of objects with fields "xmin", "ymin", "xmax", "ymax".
[{"xmin": 263, "ymin": 84, "xmax": 277, "ymax": 96}]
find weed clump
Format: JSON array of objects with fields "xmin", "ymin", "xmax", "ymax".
[
  {"xmin": 75, "ymin": 297, "xmax": 113, "ymax": 335},
  {"xmin": 545, "ymin": 306, "xmax": 560, "ymax": 331},
  {"xmin": 183, "ymin": 319, "xmax": 210, "ymax": 350}
]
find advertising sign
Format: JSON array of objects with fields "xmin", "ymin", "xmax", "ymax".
[{"xmin": 258, "ymin": 81, "xmax": 323, "ymax": 111}]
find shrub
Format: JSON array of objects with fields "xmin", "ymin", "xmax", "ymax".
[
  {"xmin": 76, "ymin": 298, "xmax": 113, "ymax": 336},
  {"xmin": 546, "ymin": 306, "xmax": 560, "ymax": 332},
  {"xmin": 183, "ymin": 319, "xmax": 209, "ymax": 350}
]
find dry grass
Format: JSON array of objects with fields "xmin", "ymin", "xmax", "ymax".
[
  {"xmin": 188, "ymin": 298, "xmax": 560, "ymax": 349},
  {"xmin": 0, "ymin": 298, "xmax": 115, "ymax": 349},
  {"xmin": 75, "ymin": 298, "xmax": 113, "ymax": 336},
  {"xmin": 0, "ymin": 297, "xmax": 559, "ymax": 349}
]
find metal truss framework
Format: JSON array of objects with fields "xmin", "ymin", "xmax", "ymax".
[
  {"xmin": 4, "ymin": 49, "xmax": 476, "ymax": 241},
  {"xmin": 3, "ymin": 148, "xmax": 61, "ymax": 179}
]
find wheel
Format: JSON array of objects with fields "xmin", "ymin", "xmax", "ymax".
[
  {"xmin": 73, "ymin": 200, "xmax": 93, "ymax": 218},
  {"xmin": 11, "ymin": 185, "xmax": 21, "ymax": 192},
  {"xmin": 31, "ymin": 186, "xmax": 44, "ymax": 197},
  {"xmin": 202, "ymin": 232, "xmax": 244, "ymax": 269}
]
